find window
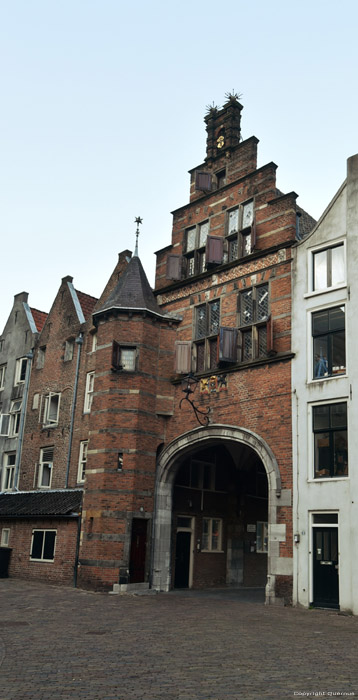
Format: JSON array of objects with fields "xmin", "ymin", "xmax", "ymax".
[
  {"xmin": 77, "ymin": 441, "xmax": 88, "ymax": 483},
  {"xmin": 91, "ymin": 332, "xmax": 97, "ymax": 353},
  {"xmin": 183, "ymin": 222, "xmax": 224, "ymax": 278},
  {"xmin": 226, "ymin": 202, "xmax": 255, "ymax": 262},
  {"xmin": 256, "ymin": 521, "xmax": 268, "ymax": 553},
  {"xmin": 194, "ymin": 300, "xmax": 220, "ymax": 372},
  {"xmin": 2, "ymin": 453, "xmax": 16, "ymax": 491},
  {"xmin": 38, "ymin": 447, "xmax": 54, "ymax": 488},
  {"xmin": 36, "ymin": 347, "xmax": 46, "ymax": 369},
  {"xmin": 313, "ymin": 244, "xmax": 345, "ymax": 291},
  {"xmin": 14, "ymin": 357, "xmax": 27, "ymax": 385},
  {"xmin": 43, "ymin": 393, "xmax": 60, "ymax": 426},
  {"xmin": 30, "ymin": 530, "xmax": 56, "ymax": 561},
  {"xmin": 9, "ymin": 400, "xmax": 22, "ymax": 436},
  {"xmin": 0, "ymin": 364, "xmax": 6, "ymax": 390},
  {"xmin": 216, "ymin": 169, "xmax": 226, "ymax": 189},
  {"xmin": 84, "ymin": 372, "xmax": 95, "ymax": 413},
  {"xmin": 239, "ymin": 284, "xmax": 271, "ymax": 361},
  {"xmin": 64, "ymin": 340, "xmax": 74, "ymax": 362},
  {"xmin": 176, "ymin": 457, "xmax": 227, "ymax": 492},
  {"xmin": 312, "ymin": 306, "xmax": 345, "ymax": 379},
  {"xmin": 202, "ymin": 518, "xmax": 223, "ymax": 552},
  {"xmin": 313, "ymin": 403, "xmax": 348, "ymax": 478},
  {"xmin": 1, "ymin": 528, "xmax": 10, "ymax": 546},
  {"xmin": 0, "ymin": 413, "xmax": 10, "ymax": 436},
  {"xmin": 112, "ymin": 343, "xmax": 137, "ymax": 372}
]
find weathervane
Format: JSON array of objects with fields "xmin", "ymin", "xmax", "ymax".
[{"xmin": 134, "ymin": 216, "xmax": 143, "ymax": 256}]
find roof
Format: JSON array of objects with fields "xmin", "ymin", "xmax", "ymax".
[
  {"xmin": 30, "ymin": 308, "xmax": 48, "ymax": 333},
  {"xmin": 75, "ymin": 291, "xmax": 98, "ymax": 321},
  {"xmin": 94, "ymin": 255, "xmax": 165, "ymax": 318},
  {"xmin": 0, "ymin": 489, "xmax": 82, "ymax": 518}
]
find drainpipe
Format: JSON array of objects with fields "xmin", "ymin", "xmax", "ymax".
[
  {"xmin": 65, "ymin": 333, "xmax": 83, "ymax": 488},
  {"xmin": 13, "ymin": 350, "xmax": 33, "ymax": 490},
  {"xmin": 73, "ymin": 509, "xmax": 82, "ymax": 588}
]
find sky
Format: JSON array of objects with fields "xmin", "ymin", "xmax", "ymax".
[{"xmin": 1, "ymin": 0, "xmax": 358, "ymax": 330}]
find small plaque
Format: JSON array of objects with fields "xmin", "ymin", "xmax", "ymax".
[{"xmin": 247, "ymin": 524, "xmax": 256, "ymax": 533}]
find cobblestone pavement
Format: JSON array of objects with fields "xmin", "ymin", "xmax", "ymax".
[{"xmin": 1, "ymin": 579, "xmax": 358, "ymax": 700}]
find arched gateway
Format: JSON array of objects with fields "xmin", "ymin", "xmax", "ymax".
[{"xmin": 151, "ymin": 424, "xmax": 285, "ymax": 605}]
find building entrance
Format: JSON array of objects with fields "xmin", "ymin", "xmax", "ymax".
[{"xmin": 312, "ymin": 520, "xmax": 339, "ymax": 609}]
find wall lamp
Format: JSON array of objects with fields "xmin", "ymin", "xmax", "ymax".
[{"xmin": 179, "ymin": 373, "xmax": 210, "ymax": 426}]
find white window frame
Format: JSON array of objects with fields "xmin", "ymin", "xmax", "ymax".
[
  {"xmin": 307, "ymin": 400, "xmax": 349, "ymax": 482},
  {"xmin": 43, "ymin": 393, "xmax": 60, "ymax": 427},
  {"xmin": 91, "ymin": 332, "xmax": 97, "ymax": 353},
  {"xmin": 201, "ymin": 517, "xmax": 223, "ymax": 552},
  {"xmin": 2, "ymin": 453, "xmax": 16, "ymax": 491},
  {"xmin": 38, "ymin": 447, "xmax": 54, "ymax": 488},
  {"xmin": 307, "ymin": 240, "xmax": 346, "ymax": 296},
  {"xmin": 30, "ymin": 529, "xmax": 57, "ymax": 562},
  {"xmin": 9, "ymin": 400, "xmax": 22, "ymax": 437},
  {"xmin": 1, "ymin": 528, "xmax": 10, "ymax": 546},
  {"xmin": 0, "ymin": 364, "xmax": 6, "ymax": 390},
  {"xmin": 77, "ymin": 440, "xmax": 88, "ymax": 483},
  {"xmin": 0, "ymin": 413, "xmax": 10, "ymax": 437},
  {"xmin": 84, "ymin": 372, "xmax": 95, "ymax": 413},
  {"xmin": 14, "ymin": 357, "xmax": 28, "ymax": 385}
]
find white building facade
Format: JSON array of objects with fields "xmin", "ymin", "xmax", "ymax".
[{"xmin": 292, "ymin": 154, "xmax": 358, "ymax": 612}]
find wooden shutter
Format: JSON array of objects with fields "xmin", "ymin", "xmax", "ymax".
[
  {"xmin": 166, "ymin": 255, "xmax": 182, "ymax": 281},
  {"xmin": 218, "ymin": 327, "xmax": 238, "ymax": 363},
  {"xmin": 251, "ymin": 215, "xmax": 257, "ymax": 250},
  {"xmin": 266, "ymin": 316, "xmax": 275, "ymax": 355},
  {"xmin": 195, "ymin": 171, "xmax": 212, "ymax": 192},
  {"xmin": 112, "ymin": 341, "xmax": 121, "ymax": 369},
  {"xmin": 206, "ymin": 236, "xmax": 224, "ymax": 265},
  {"xmin": 174, "ymin": 341, "xmax": 192, "ymax": 374}
]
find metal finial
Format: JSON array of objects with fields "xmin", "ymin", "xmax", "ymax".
[{"xmin": 134, "ymin": 216, "xmax": 143, "ymax": 257}]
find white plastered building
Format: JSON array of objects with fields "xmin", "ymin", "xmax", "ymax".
[{"xmin": 292, "ymin": 154, "xmax": 358, "ymax": 612}]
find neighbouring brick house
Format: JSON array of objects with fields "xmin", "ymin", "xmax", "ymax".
[{"xmin": 0, "ymin": 96, "xmax": 316, "ymax": 605}]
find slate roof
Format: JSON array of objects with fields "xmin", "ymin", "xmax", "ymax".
[
  {"xmin": 94, "ymin": 255, "xmax": 165, "ymax": 318},
  {"xmin": 75, "ymin": 291, "xmax": 98, "ymax": 320},
  {"xmin": 0, "ymin": 490, "xmax": 83, "ymax": 518},
  {"xmin": 30, "ymin": 308, "xmax": 48, "ymax": 333}
]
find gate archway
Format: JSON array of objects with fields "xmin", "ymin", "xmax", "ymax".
[{"xmin": 151, "ymin": 424, "xmax": 286, "ymax": 605}]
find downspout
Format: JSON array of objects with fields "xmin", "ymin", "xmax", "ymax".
[
  {"xmin": 73, "ymin": 509, "xmax": 82, "ymax": 588},
  {"xmin": 13, "ymin": 350, "xmax": 33, "ymax": 490},
  {"xmin": 65, "ymin": 333, "xmax": 83, "ymax": 488}
]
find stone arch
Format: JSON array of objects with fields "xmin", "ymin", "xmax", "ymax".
[{"xmin": 151, "ymin": 424, "xmax": 285, "ymax": 604}]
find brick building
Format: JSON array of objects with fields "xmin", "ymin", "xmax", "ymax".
[{"xmin": 0, "ymin": 96, "xmax": 316, "ymax": 605}]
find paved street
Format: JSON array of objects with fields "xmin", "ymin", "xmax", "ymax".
[{"xmin": 0, "ymin": 579, "xmax": 357, "ymax": 700}]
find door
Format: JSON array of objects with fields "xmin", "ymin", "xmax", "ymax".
[
  {"xmin": 129, "ymin": 518, "xmax": 147, "ymax": 583},
  {"xmin": 313, "ymin": 527, "xmax": 339, "ymax": 608},
  {"xmin": 174, "ymin": 531, "xmax": 191, "ymax": 588}
]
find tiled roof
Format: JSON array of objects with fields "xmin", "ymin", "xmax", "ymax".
[
  {"xmin": 75, "ymin": 291, "xmax": 98, "ymax": 320},
  {"xmin": 30, "ymin": 308, "xmax": 48, "ymax": 333},
  {"xmin": 0, "ymin": 490, "xmax": 82, "ymax": 517},
  {"xmin": 95, "ymin": 256, "xmax": 165, "ymax": 317}
]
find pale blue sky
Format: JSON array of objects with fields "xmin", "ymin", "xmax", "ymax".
[{"xmin": 1, "ymin": 0, "xmax": 357, "ymax": 329}]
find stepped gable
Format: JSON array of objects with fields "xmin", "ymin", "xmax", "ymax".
[
  {"xmin": 30, "ymin": 308, "xmax": 48, "ymax": 332},
  {"xmin": 0, "ymin": 490, "xmax": 83, "ymax": 517},
  {"xmin": 94, "ymin": 255, "xmax": 165, "ymax": 318}
]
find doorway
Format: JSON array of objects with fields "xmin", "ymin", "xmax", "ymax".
[
  {"xmin": 129, "ymin": 518, "xmax": 148, "ymax": 583},
  {"xmin": 174, "ymin": 516, "xmax": 194, "ymax": 588},
  {"xmin": 312, "ymin": 516, "xmax": 339, "ymax": 609}
]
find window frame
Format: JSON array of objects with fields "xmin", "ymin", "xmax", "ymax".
[
  {"xmin": 312, "ymin": 305, "xmax": 346, "ymax": 380},
  {"xmin": 256, "ymin": 521, "xmax": 268, "ymax": 553},
  {"xmin": 9, "ymin": 399, "xmax": 22, "ymax": 437},
  {"xmin": 77, "ymin": 440, "xmax": 88, "ymax": 483},
  {"xmin": 38, "ymin": 447, "xmax": 54, "ymax": 488},
  {"xmin": 36, "ymin": 346, "xmax": 46, "ymax": 370},
  {"xmin": 43, "ymin": 392, "xmax": 61, "ymax": 427},
  {"xmin": 2, "ymin": 452, "xmax": 16, "ymax": 491},
  {"xmin": 84, "ymin": 372, "xmax": 95, "ymax": 413},
  {"xmin": 63, "ymin": 339, "xmax": 74, "ymax": 362},
  {"xmin": 312, "ymin": 242, "xmax": 346, "ymax": 292},
  {"xmin": 193, "ymin": 299, "xmax": 220, "ymax": 373},
  {"xmin": 0, "ymin": 364, "xmax": 6, "ymax": 390},
  {"xmin": 184, "ymin": 221, "xmax": 210, "ymax": 277},
  {"xmin": 201, "ymin": 518, "xmax": 223, "ymax": 553},
  {"xmin": 226, "ymin": 201, "xmax": 255, "ymax": 262},
  {"xmin": 312, "ymin": 401, "xmax": 348, "ymax": 480},
  {"xmin": 112, "ymin": 342, "xmax": 137, "ymax": 372},
  {"xmin": 1, "ymin": 528, "xmax": 10, "ymax": 546},
  {"xmin": 30, "ymin": 529, "xmax": 57, "ymax": 562},
  {"xmin": 14, "ymin": 357, "xmax": 28, "ymax": 385},
  {"xmin": 238, "ymin": 283, "xmax": 270, "ymax": 362}
]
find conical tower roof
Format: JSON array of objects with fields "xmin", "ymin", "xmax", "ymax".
[{"xmin": 93, "ymin": 255, "xmax": 165, "ymax": 318}]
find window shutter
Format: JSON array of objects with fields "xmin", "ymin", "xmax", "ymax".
[
  {"xmin": 266, "ymin": 316, "xmax": 275, "ymax": 355},
  {"xmin": 195, "ymin": 171, "xmax": 212, "ymax": 192},
  {"xmin": 218, "ymin": 327, "xmax": 238, "ymax": 363},
  {"xmin": 206, "ymin": 236, "xmax": 224, "ymax": 265},
  {"xmin": 174, "ymin": 341, "xmax": 192, "ymax": 374},
  {"xmin": 251, "ymin": 215, "xmax": 257, "ymax": 250},
  {"xmin": 0, "ymin": 414, "xmax": 10, "ymax": 436},
  {"xmin": 112, "ymin": 340, "xmax": 121, "ymax": 369},
  {"xmin": 166, "ymin": 255, "xmax": 182, "ymax": 281}
]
